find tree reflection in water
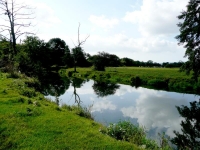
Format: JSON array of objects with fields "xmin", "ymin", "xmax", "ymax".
[
  {"xmin": 172, "ymin": 100, "xmax": 200, "ymax": 149},
  {"xmin": 92, "ymin": 81, "xmax": 120, "ymax": 97},
  {"xmin": 71, "ymin": 78, "xmax": 86, "ymax": 106},
  {"xmin": 37, "ymin": 72, "xmax": 70, "ymax": 105}
]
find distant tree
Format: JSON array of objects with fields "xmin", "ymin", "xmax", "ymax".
[
  {"xmin": 172, "ymin": 100, "xmax": 200, "ymax": 149},
  {"xmin": 107, "ymin": 54, "xmax": 120, "ymax": 67},
  {"xmin": 162, "ymin": 61, "xmax": 184, "ymax": 68},
  {"xmin": 120, "ymin": 57, "xmax": 134, "ymax": 66},
  {"xmin": 92, "ymin": 52, "xmax": 110, "ymax": 71},
  {"xmin": 47, "ymin": 38, "xmax": 71, "ymax": 67},
  {"xmin": 176, "ymin": 0, "xmax": 200, "ymax": 81},
  {"xmin": 17, "ymin": 36, "xmax": 50, "ymax": 76},
  {"xmin": 91, "ymin": 52, "xmax": 121, "ymax": 71},
  {"xmin": 72, "ymin": 23, "xmax": 89, "ymax": 72},
  {"xmin": 0, "ymin": 0, "xmax": 35, "ymax": 71},
  {"xmin": 146, "ymin": 60, "xmax": 154, "ymax": 67},
  {"xmin": 71, "ymin": 47, "xmax": 89, "ymax": 68}
]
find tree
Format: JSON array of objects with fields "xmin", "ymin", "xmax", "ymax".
[
  {"xmin": 146, "ymin": 60, "xmax": 153, "ymax": 67},
  {"xmin": 120, "ymin": 57, "xmax": 134, "ymax": 66},
  {"xmin": 17, "ymin": 36, "xmax": 50, "ymax": 76},
  {"xmin": 92, "ymin": 52, "xmax": 109, "ymax": 71},
  {"xmin": 47, "ymin": 38, "xmax": 71, "ymax": 67},
  {"xmin": 176, "ymin": 0, "xmax": 200, "ymax": 81},
  {"xmin": 72, "ymin": 23, "xmax": 89, "ymax": 72},
  {"xmin": 91, "ymin": 52, "xmax": 120, "ymax": 71},
  {"xmin": 71, "ymin": 47, "xmax": 89, "ymax": 68},
  {"xmin": 0, "ymin": 0, "xmax": 34, "ymax": 71},
  {"xmin": 171, "ymin": 100, "xmax": 200, "ymax": 149}
]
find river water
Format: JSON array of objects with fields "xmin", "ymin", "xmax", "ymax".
[{"xmin": 46, "ymin": 79, "xmax": 199, "ymax": 140}]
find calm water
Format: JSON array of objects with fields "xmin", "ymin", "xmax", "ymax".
[{"xmin": 46, "ymin": 79, "xmax": 199, "ymax": 140}]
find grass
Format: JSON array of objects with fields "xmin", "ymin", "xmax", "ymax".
[
  {"xmin": 0, "ymin": 73, "xmax": 142, "ymax": 149},
  {"xmin": 64, "ymin": 67, "xmax": 200, "ymax": 94}
]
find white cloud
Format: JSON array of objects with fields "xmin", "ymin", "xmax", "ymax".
[
  {"xmin": 86, "ymin": 33, "xmax": 183, "ymax": 54},
  {"xmin": 89, "ymin": 15, "xmax": 119, "ymax": 29},
  {"xmin": 92, "ymin": 98, "xmax": 117, "ymax": 112},
  {"xmin": 33, "ymin": 2, "xmax": 61, "ymax": 29},
  {"xmin": 123, "ymin": 0, "xmax": 189, "ymax": 37}
]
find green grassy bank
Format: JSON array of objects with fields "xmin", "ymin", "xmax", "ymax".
[
  {"xmin": 0, "ymin": 73, "xmax": 142, "ymax": 150},
  {"xmin": 65, "ymin": 67, "xmax": 200, "ymax": 94}
]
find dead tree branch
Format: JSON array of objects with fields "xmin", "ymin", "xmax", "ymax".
[{"xmin": 0, "ymin": 0, "xmax": 35, "ymax": 57}]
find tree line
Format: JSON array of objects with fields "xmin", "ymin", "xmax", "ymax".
[{"xmin": 0, "ymin": 36, "xmax": 185, "ymax": 75}]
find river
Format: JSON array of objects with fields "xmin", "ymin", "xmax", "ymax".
[{"xmin": 45, "ymin": 78, "xmax": 199, "ymax": 141}]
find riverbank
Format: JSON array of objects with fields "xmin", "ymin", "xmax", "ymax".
[
  {"xmin": 0, "ymin": 73, "xmax": 140, "ymax": 149},
  {"xmin": 64, "ymin": 67, "xmax": 200, "ymax": 94}
]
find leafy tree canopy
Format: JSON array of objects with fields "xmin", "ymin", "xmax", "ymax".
[{"xmin": 176, "ymin": 0, "xmax": 200, "ymax": 81}]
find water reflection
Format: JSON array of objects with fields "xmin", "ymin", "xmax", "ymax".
[
  {"xmin": 120, "ymin": 88, "xmax": 190, "ymax": 138},
  {"xmin": 71, "ymin": 78, "xmax": 86, "ymax": 106},
  {"xmin": 49, "ymin": 79, "xmax": 199, "ymax": 140},
  {"xmin": 172, "ymin": 100, "xmax": 200, "ymax": 149},
  {"xmin": 38, "ymin": 72, "xmax": 70, "ymax": 105},
  {"xmin": 92, "ymin": 81, "xmax": 120, "ymax": 97}
]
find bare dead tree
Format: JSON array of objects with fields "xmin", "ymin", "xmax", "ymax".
[
  {"xmin": 0, "ymin": 0, "xmax": 35, "ymax": 65},
  {"xmin": 72, "ymin": 23, "xmax": 89, "ymax": 72}
]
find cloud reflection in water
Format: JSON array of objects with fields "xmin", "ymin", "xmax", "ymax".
[{"xmin": 120, "ymin": 87, "xmax": 194, "ymax": 138}]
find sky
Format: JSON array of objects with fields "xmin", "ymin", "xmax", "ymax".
[{"xmin": 2, "ymin": 0, "xmax": 190, "ymax": 63}]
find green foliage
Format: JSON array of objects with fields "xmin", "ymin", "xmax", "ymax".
[
  {"xmin": 91, "ymin": 52, "xmax": 121, "ymax": 71},
  {"xmin": 147, "ymin": 79, "xmax": 167, "ymax": 88},
  {"xmin": 71, "ymin": 46, "xmax": 90, "ymax": 72},
  {"xmin": 130, "ymin": 76, "xmax": 141, "ymax": 87},
  {"xmin": 158, "ymin": 132, "xmax": 172, "ymax": 150},
  {"xmin": 6, "ymin": 72, "xmax": 27, "ymax": 79},
  {"xmin": 171, "ymin": 101, "xmax": 200, "ymax": 149},
  {"xmin": 48, "ymin": 38, "xmax": 71, "ymax": 67},
  {"xmin": 176, "ymin": 0, "xmax": 200, "ymax": 81},
  {"xmin": 17, "ymin": 36, "xmax": 51, "ymax": 76},
  {"xmin": 100, "ymin": 121, "xmax": 159, "ymax": 149}
]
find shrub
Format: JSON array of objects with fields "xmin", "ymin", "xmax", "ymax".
[
  {"xmin": 147, "ymin": 79, "xmax": 167, "ymax": 88},
  {"xmin": 100, "ymin": 121, "xmax": 158, "ymax": 149},
  {"xmin": 130, "ymin": 76, "xmax": 141, "ymax": 87}
]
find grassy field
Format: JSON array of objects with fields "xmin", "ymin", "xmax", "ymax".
[
  {"xmin": 64, "ymin": 67, "xmax": 200, "ymax": 94},
  {"xmin": 0, "ymin": 73, "xmax": 142, "ymax": 150}
]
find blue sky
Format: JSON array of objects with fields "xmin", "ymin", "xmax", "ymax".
[{"xmin": 5, "ymin": 0, "xmax": 191, "ymax": 63}]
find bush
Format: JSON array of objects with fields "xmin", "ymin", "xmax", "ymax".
[
  {"xmin": 100, "ymin": 121, "xmax": 158, "ymax": 149},
  {"xmin": 130, "ymin": 76, "xmax": 141, "ymax": 87},
  {"xmin": 147, "ymin": 79, "xmax": 167, "ymax": 88}
]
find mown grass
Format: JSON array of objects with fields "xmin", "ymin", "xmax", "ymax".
[
  {"xmin": 0, "ymin": 73, "xmax": 141, "ymax": 150},
  {"xmin": 64, "ymin": 67, "xmax": 200, "ymax": 94}
]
